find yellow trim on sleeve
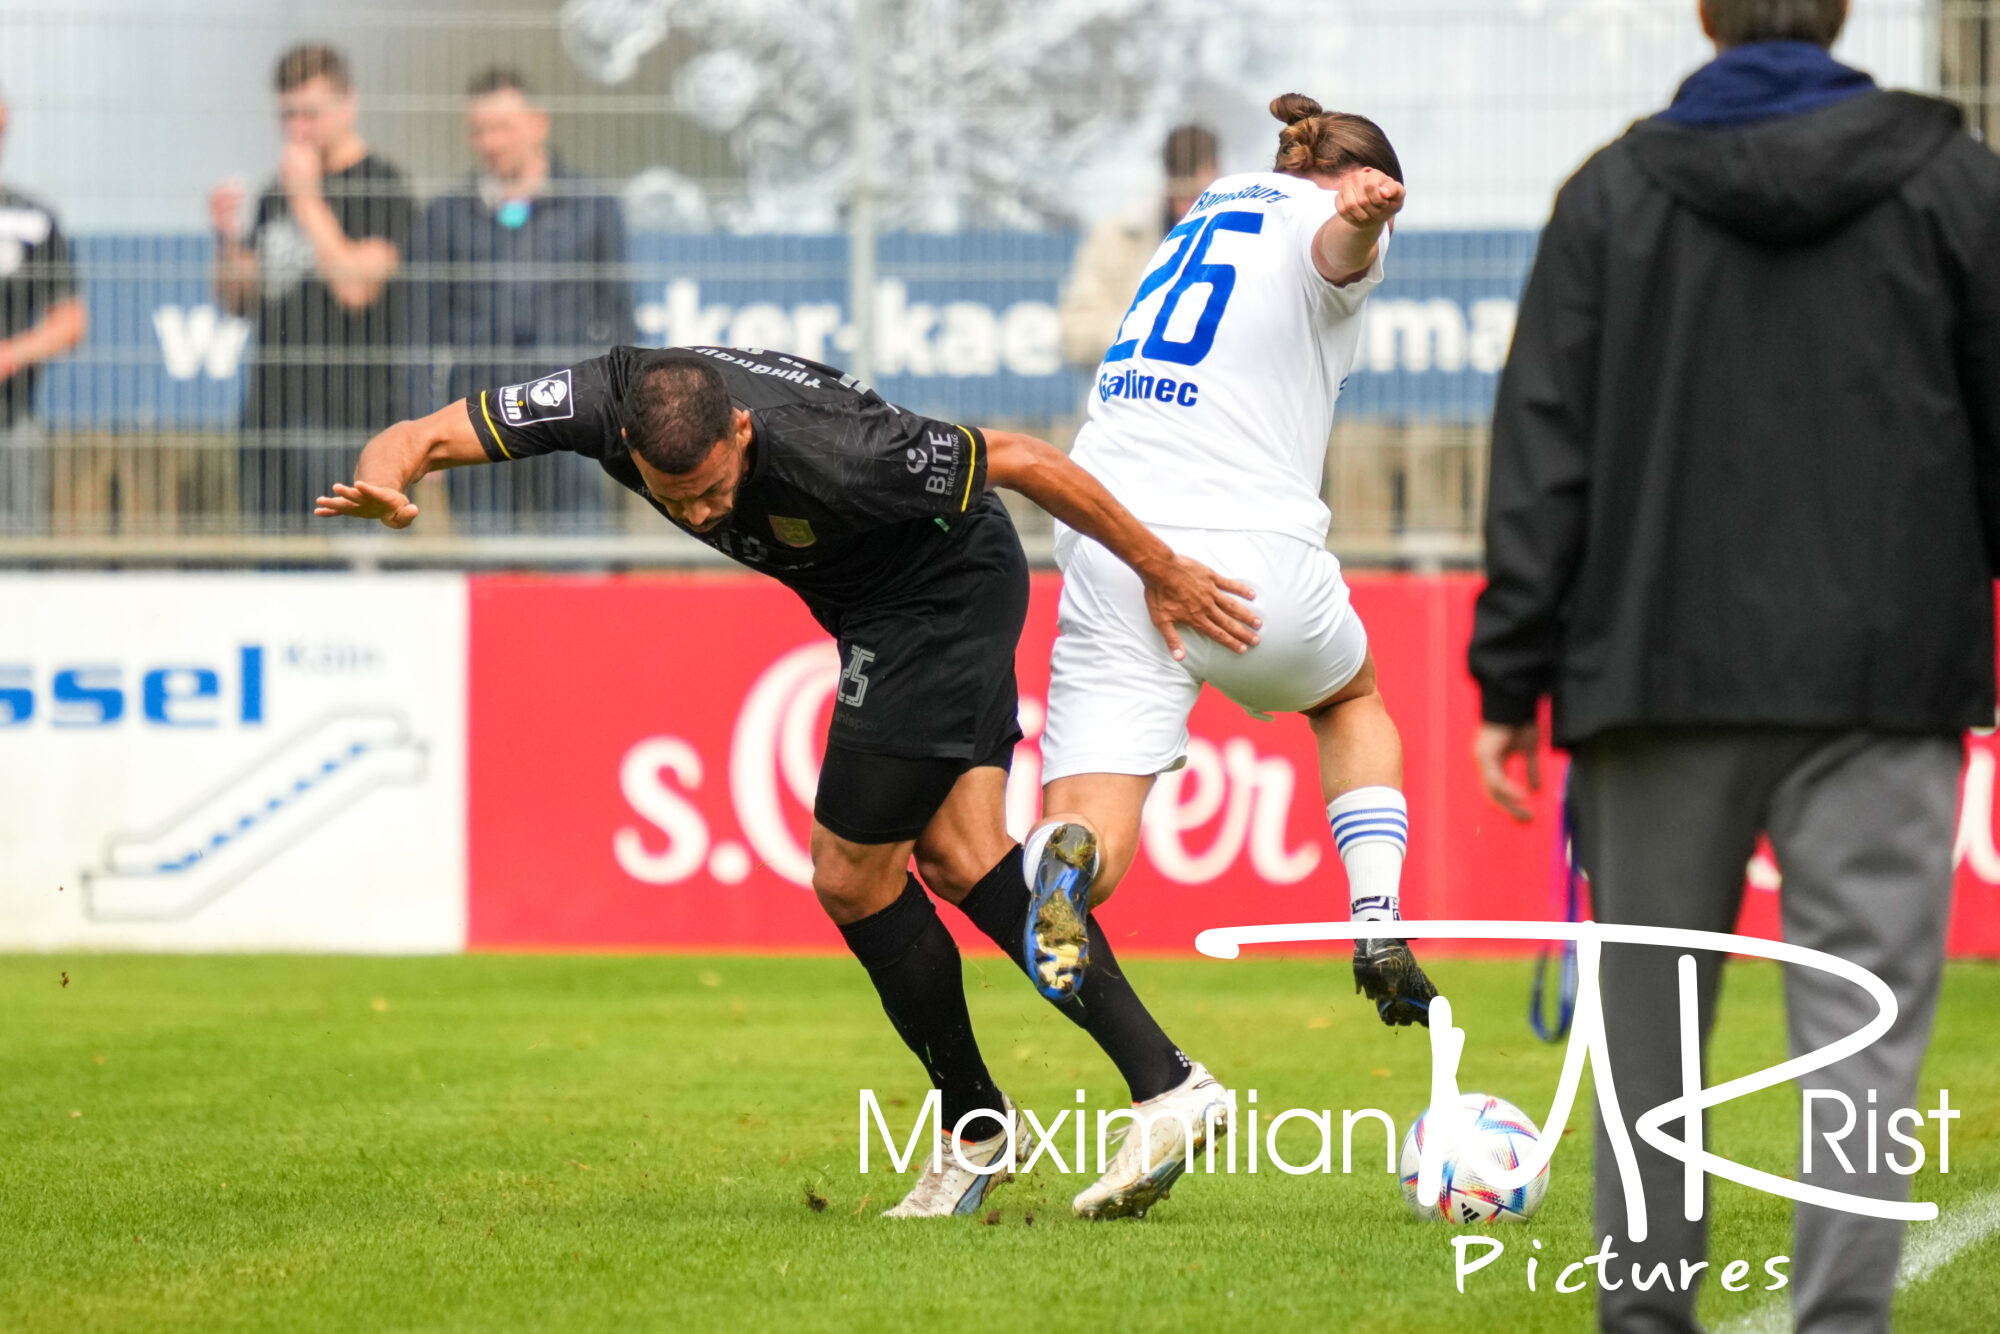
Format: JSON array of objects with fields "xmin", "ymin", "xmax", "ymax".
[
  {"xmin": 479, "ymin": 391, "xmax": 513, "ymax": 460},
  {"xmin": 958, "ymin": 425, "xmax": 978, "ymax": 512}
]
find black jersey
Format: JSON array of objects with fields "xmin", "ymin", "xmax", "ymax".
[
  {"xmin": 466, "ymin": 345, "xmax": 1011, "ymax": 615},
  {"xmin": 245, "ymin": 152, "xmax": 414, "ymax": 432},
  {"xmin": 0, "ymin": 185, "xmax": 79, "ymax": 429}
]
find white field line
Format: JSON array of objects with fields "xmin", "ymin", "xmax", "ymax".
[
  {"xmin": 1897, "ymin": 1187, "xmax": 2000, "ymax": 1286},
  {"xmin": 1715, "ymin": 1188, "xmax": 2000, "ymax": 1334},
  {"xmin": 1718, "ymin": 1303, "xmax": 1790, "ymax": 1334}
]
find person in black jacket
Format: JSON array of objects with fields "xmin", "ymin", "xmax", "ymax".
[{"xmin": 1467, "ymin": 2, "xmax": 2000, "ymax": 1331}]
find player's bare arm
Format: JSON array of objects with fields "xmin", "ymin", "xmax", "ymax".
[
  {"xmin": 313, "ymin": 399, "xmax": 491, "ymax": 528},
  {"xmin": 982, "ymin": 428, "xmax": 1262, "ymax": 660},
  {"xmin": 1311, "ymin": 166, "xmax": 1404, "ymax": 285}
]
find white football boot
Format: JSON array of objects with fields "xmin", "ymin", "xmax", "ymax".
[
  {"xmin": 1073, "ymin": 1062, "xmax": 1232, "ymax": 1221},
  {"xmin": 881, "ymin": 1095, "xmax": 1017, "ymax": 1218}
]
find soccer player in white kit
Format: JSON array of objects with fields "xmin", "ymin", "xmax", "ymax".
[{"xmin": 1021, "ymin": 95, "xmax": 1440, "ymax": 1220}]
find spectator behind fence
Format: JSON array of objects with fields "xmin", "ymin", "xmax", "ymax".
[
  {"xmin": 412, "ymin": 67, "xmax": 632, "ymax": 532},
  {"xmin": 210, "ymin": 43, "xmax": 412, "ymax": 531},
  {"xmin": 1057, "ymin": 123, "xmax": 1219, "ymax": 370},
  {"xmin": 1468, "ymin": 1, "xmax": 2000, "ymax": 1331},
  {"xmin": 0, "ymin": 86, "xmax": 87, "ymax": 535}
]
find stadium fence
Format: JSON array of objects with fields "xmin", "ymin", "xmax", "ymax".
[{"xmin": 0, "ymin": 0, "xmax": 1968, "ymax": 570}]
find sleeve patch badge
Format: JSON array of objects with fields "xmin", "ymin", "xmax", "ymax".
[
  {"xmin": 498, "ymin": 369, "xmax": 575, "ymax": 425},
  {"xmin": 920, "ymin": 427, "xmax": 964, "ymax": 496},
  {"xmin": 768, "ymin": 515, "xmax": 817, "ymax": 547}
]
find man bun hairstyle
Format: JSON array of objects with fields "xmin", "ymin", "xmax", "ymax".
[
  {"xmin": 1271, "ymin": 93, "xmax": 1324, "ymax": 126},
  {"xmin": 1269, "ymin": 93, "xmax": 1403, "ymax": 184},
  {"xmin": 274, "ymin": 42, "xmax": 351, "ymax": 95},
  {"xmin": 625, "ymin": 356, "xmax": 735, "ymax": 476},
  {"xmin": 1702, "ymin": 0, "xmax": 1848, "ymax": 48}
]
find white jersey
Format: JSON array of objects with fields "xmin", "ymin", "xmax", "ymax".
[{"xmin": 1068, "ymin": 171, "xmax": 1383, "ymax": 547}]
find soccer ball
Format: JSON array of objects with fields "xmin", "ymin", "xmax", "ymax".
[{"xmin": 1398, "ymin": 1092, "xmax": 1549, "ymax": 1223}]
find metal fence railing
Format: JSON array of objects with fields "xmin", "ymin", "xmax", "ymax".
[
  {"xmin": 1944, "ymin": 1, "xmax": 2000, "ymax": 142},
  {"xmin": 0, "ymin": 0, "xmax": 1954, "ymax": 568}
]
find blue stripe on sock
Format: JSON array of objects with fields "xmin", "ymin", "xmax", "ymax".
[
  {"xmin": 1333, "ymin": 818, "xmax": 1407, "ymax": 836},
  {"xmin": 1330, "ymin": 802, "xmax": 1408, "ymax": 855},
  {"xmin": 1330, "ymin": 807, "xmax": 1407, "ymax": 832},
  {"xmin": 1336, "ymin": 808, "xmax": 1416, "ymax": 828},
  {"xmin": 1332, "ymin": 821, "xmax": 1409, "ymax": 846}
]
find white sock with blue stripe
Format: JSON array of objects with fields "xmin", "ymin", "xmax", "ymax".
[{"xmin": 1327, "ymin": 786, "xmax": 1408, "ymax": 923}]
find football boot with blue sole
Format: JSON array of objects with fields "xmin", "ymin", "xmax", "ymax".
[{"xmin": 1023, "ymin": 821, "xmax": 1098, "ymax": 1002}]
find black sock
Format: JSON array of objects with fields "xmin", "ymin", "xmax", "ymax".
[
  {"xmin": 954, "ymin": 846, "xmax": 1190, "ymax": 1103},
  {"xmin": 838, "ymin": 874, "xmax": 1004, "ymax": 1134}
]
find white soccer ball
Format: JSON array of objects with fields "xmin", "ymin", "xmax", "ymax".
[{"xmin": 1399, "ymin": 1092, "xmax": 1550, "ymax": 1223}]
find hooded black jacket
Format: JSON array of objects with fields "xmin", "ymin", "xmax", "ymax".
[{"xmin": 1470, "ymin": 90, "xmax": 2000, "ymax": 745}]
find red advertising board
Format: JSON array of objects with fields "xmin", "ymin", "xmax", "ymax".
[{"xmin": 467, "ymin": 572, "xmax": 2000, "ymax": 956}]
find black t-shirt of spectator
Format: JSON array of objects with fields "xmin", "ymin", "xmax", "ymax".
[
  {"xmin": 467, "ymin": 345, "xmax": 1001, "ymax": 616},
  {"xmin": 245, "ymin": 152, "xmax": 413, "ymax": 433},
  {"xmin": 0, "ymin": 186, "xmax": 79, "ymax": 429}
]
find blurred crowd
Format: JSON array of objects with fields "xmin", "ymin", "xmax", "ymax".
[
  {"xmin": 205, "ymin": 42, "xmax": 634, "ymax": 531},
  {"xmin": 3, "ymin": 41, "xmax": 637, "ymax": 534},
  {"xmin": 0, "ymin": 38, "xmax": 1212, "ymax": 536}
]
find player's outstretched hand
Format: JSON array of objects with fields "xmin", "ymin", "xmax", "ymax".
[
  {"xmin": 314, "ymin": 480, "xmax": 419, "ymax": 529},
  {"xmin": 1143, "ymin": 555, "xmax": 1260, "ymax": 661},
  {"xmin": 1335, "ymin": 167, "xmax": 1404, "ymax": 229}
]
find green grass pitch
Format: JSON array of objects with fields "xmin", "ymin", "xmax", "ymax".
[{"xmin": 2, "ymin": 953, "xmax": 1995, "ymax": 1332}]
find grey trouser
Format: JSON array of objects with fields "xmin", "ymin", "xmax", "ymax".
[
  {"xmin": 1572, "ymin": 727, "xmax": 1959, "ymax": 1334},
  {"xmin": 0, "ymin": 418, "xmax": 46, "ymax": 535}
]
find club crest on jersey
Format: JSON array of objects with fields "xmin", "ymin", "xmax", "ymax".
[
  {"xmin": 498, "ymin": 369, "xmax": 575, "ymax": 425},
  {"xmin": 768, "ymin": 515, "xmax": 817, "ymax": 547}
]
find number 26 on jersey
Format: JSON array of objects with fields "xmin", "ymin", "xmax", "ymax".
[{"xmin": 1105, "ymin": 209, "xmax": 1263, "ymax": 368}]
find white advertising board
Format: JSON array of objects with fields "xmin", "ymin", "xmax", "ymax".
[{"xmin": 0, "ymin": 575, "xmax": 466, "ymax": 952}]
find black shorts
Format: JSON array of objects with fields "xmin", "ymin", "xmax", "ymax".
[
  {"xmin": 814, "ymin": 733, "xmax": 1021, "ymax": 844},
  {"xmin": 813, "ymin": 509, "xmax": 1029, "ymax": 843}
]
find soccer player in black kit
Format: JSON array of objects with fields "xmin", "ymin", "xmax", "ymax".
[{"xmin": 317, "ymin": 345, "xmax": 1261, "ymax": 1220}]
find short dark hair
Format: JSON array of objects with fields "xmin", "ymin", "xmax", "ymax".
[
  {"xmin": 1701, "ymin": 0, "xmax": 1848, "ymax": 48},
  {"xmin": 1163, "ymin": 124, "xmax": 1219, "ymax": 179},
  {"xmin": 467, "ymin": 66, "xmax": 533, "ymax": 99},
  {"xmin": 274, "ymin": 43, "xmax": 351, "ymax": 95},
  {"xmin": 625, "ymin": 357, "xmax": 735, "ymax": 475}
]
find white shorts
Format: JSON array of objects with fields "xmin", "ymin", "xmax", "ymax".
[{"xmin": 1042, "ymin": 526, "xmax": 1369, "ymax": 782}]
